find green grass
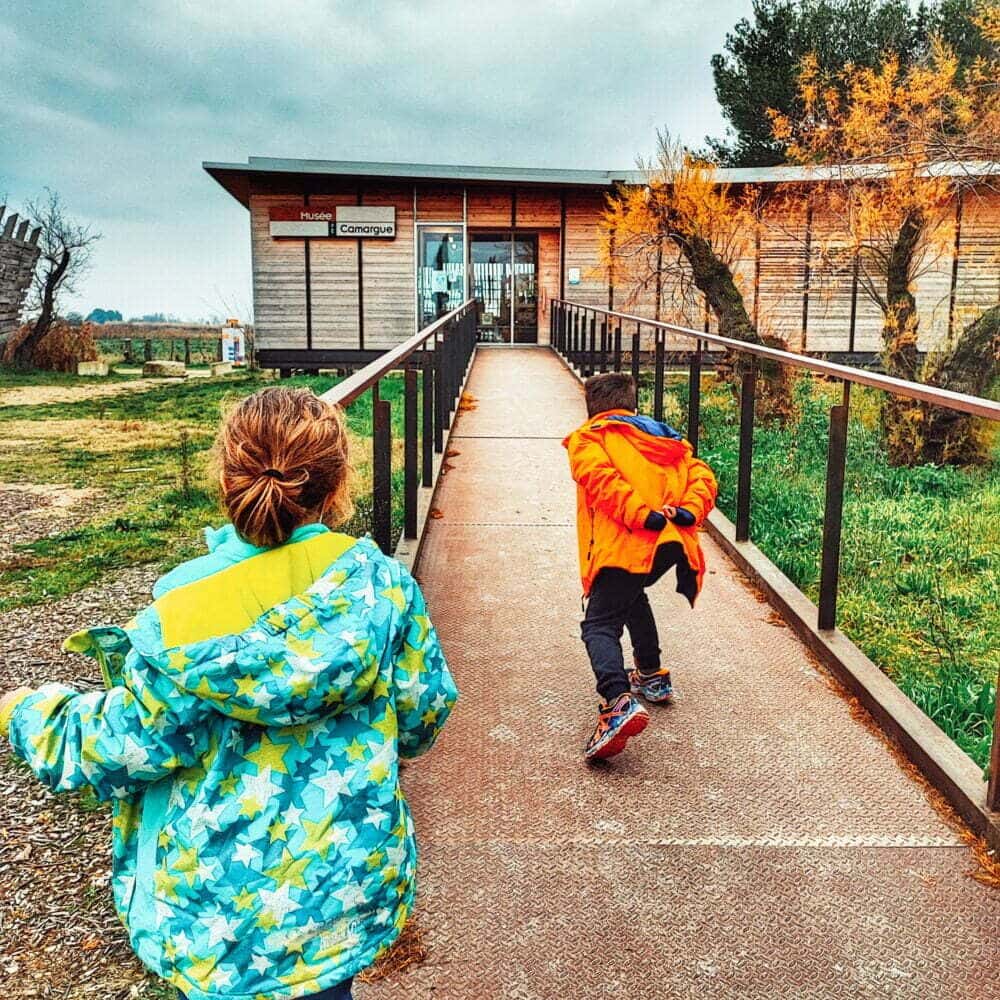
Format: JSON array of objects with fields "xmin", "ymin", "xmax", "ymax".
[
  {"xmin": 0, "ymin": 368, "xmax": 414, "ymax": 612},
  {"xmin": 649, "ymin": 372, "xmax": 999, "ymax": 773}
]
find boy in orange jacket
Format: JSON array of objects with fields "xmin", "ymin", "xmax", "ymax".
[{"xmin": 563, "ymin": 372, "xmax": 718, "ymax": 760}]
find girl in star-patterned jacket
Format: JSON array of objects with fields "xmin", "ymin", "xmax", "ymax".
[{"xmin": 1, "ymin": 387, "xmax": 457, "ymax": 1000}]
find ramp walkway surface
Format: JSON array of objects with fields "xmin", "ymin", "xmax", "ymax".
[{"xmin": 368, "ymin": 347, "xmax": 998, "ymax": 1000}]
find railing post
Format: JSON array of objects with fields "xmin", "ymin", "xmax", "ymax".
[
  {"xmin": 818, "ymin": 382, "xmax": 851, "ymax": 631},
  {"xmin": 653, "ymin": 333, "xmax": 664, "ymax": 422},
  {"xmin": 599, "ymin": 318, "xmax": 608, "ymax": 373},
  {"xmin": 373, "ymin": 393, "xmax": 392, "ymax": 553},
  {"xmin": 422, "ymin": 354, "xmax": 433, "ymax": 487},
  {"xmin": 631, "ymin": 325, "xmax": 641, "ymax": 388},
  {"xmin": 404, "ymin": 367, "xmax": 418, "ymax": 540},
  {"xmin": 588, "ymin": 314, "xmax": 597, "ymax": 375},
  {"xmin": 434, "ymin": 336, "xmax": 445, "ymax": 452},
  {"xmin": 688, "ymin": 340, "xmax": 702, "ymax": 455},
  {"xmin": 613, "ymin": 323, "xmax": 622, "ymax": 373},
  {"xmin": 735, "ymin": 364, "xmax": 756, "ymax": 543}
]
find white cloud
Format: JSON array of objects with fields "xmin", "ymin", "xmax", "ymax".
[{"xmin": 2, "ymin": 0, "xmax": 749, "ymax": 319}]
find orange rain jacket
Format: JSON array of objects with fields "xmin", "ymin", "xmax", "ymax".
[{"xmin": 563, "ymin": 409, "xmax": 719, "ymax": 603}]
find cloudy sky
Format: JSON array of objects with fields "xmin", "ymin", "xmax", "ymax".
[{"xmin": 2, "ymin": 0, "xmax": 751, "ymax": 321}]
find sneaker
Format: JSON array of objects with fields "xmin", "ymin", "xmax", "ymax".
[
  {"xmin": 629, "ymin": 667, "xmax": 674, "ymax": 704},
  {"xmin": 584, "ymin": 693, "xmax": 649, "ymax": 760}
]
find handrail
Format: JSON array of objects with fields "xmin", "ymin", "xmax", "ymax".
[
  {"xmin": 313, "ymin": 298, "xmax": 477, "ymax": 556},
  {"xmin": 322, "ymin": 299, "xmax": 476, "ymax": 407},
  {"xmin": 554, "ymin": 299, "xmax": 1000, "ymax": 421},
  {"xmin": 552, "ymin": 297, "xmax": 1000, "ymax": 811}
]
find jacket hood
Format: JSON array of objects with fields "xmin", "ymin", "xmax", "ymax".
[
  {"xmin": 124, "ymin": 535, "xmax": 394, "ymax": 728},
  {"xmin": 563, "ymin": 409, "xmax": 692, "ymax": 467}
]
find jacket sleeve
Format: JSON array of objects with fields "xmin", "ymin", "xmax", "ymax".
[
  {"xmin": 3, "ymin": 650, "xmax": 216, "ymax": 801},
  {"xmin": 679, "ymin": 456, "xmax": 719, "ymax": 526},
  {"xmin": 566, "ymin": 429, "xmax": 652, "ymax": 530},
  {"xmin": 392, "ymin": 570, "xmax": 457, "ymax": 760}
]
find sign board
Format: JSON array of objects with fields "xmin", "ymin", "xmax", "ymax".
[
  {"xmin": 221, "ymin": 326, "xmax": 246, "ymax": 365},
  {"xmin": 568, "ymin": 267, "xmax": 581, "ymax": 286},
  {"xmin": 269, "ymin": 205, "xmax": 396, "ymax": 239}
]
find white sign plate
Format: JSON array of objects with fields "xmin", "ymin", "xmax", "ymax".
[{"xmin": 334, "ymin": 206, "xmax": 396, "ymax": 238}]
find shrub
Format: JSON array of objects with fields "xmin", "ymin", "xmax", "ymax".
[{"xmin": 2, "ymin": 320, "xmax": 99, "ymax": 372}]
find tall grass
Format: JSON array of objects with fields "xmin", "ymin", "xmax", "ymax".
[
  {"xmin": 0, "ymin": 369, "xmax": 413, "ymax": 611},
  {"xmin": 650, "ymin": 372, "xmax": 999, "ymax": 772}
]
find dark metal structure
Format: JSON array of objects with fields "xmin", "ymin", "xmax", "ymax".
[
  {"xmin": 320, "ymin": 299, "xmax": 476, "ymax": 555},
  {"xmin": 551, "ymin": 298, "xmax": 1000, "ymax": 812}
]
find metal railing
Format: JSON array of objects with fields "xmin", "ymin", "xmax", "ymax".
[
  {"xmin": 551, "ymin": 298, "xmax": 1000, "ymax": 810},
  {"xmin": 321, "ymin": 299, "xmax": 476, "ymax": 554}
]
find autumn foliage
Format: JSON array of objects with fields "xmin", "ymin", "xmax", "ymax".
[{"xmin": 769, "ymin": 7, "xmax": 999, "ymax": 464}]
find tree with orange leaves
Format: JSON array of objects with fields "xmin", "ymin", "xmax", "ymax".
[
  {"xmin": 602, "ymin": 133, "xmax": 796, "ymax": 422},
  {"xmin": 769, "ymin": 6, "xmax": 999, "ymax": 463}
]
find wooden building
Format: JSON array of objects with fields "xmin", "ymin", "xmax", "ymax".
[{"xmin": 204, "ymin": 158, "xmax": 1000, "ymax": 369}]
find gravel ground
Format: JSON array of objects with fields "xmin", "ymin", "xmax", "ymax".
[
  {"xmin": 0, "ymin": 486, "xmax": 103, "ymax": 565},
  {"xmin": 0, "ymin": 564, "xmax": 163, "ymax": 999}
]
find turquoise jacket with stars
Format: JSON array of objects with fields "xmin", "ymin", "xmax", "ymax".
[{"xmin": 1, "ymin": 524, "xmax": 457, "ymax": 999}]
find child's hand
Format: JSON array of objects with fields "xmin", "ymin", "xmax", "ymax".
[{"xmin": 662, "ymin": 504, "xmax": 678, "ymax": 520}]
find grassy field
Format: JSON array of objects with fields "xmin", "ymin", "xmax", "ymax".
[
  {"xmin": 0, "ymin": 368, "xmax": 411, "ymax": 613},
  {"xmin": 645, "ymin": 372, "xmax": 999, "ymax": 773}
]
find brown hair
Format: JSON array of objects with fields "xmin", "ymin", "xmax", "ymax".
[
  {"xmin": 584, "ymin": 372, "xmax": 637, "ymax": 417},
  {"xmin": 214, "ymin": 387, "xmax": 353, "ymax": 548}
]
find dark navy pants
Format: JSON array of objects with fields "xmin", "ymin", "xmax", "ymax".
[{"xmin": 581, "ymin": 544, "xmax": 680, "ymax": 702}]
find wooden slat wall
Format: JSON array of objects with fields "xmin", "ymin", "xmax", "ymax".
[
  {"xmin": 757, "ymin": 195, "xmax": 809, "ymax": 350},
  {"xmin": 308, "ymin": 193, "xmax": 360, "ymax": 349},
  {"xmin": 913, "ymin": 240, "xmax": 953, "ymax": 351},
  {"xmin": 517, "ymin": 190, "xmax": 561, "ymax": 228},
  {"xmin": 537, "ymin": 230, "xmax": 560, "ymax": 344},
  {"xmin": 564, "ymin": 189, "xmax": 610, "ymax": 309},
  {"xmin": 468, "ymin": 187, "xmax": 513, "ymax": 228},
  {"xmin": 250, "ymin": 194, "xmax": 307, "ymax": 350},
  {"xmin": 361, "ymin": 186, "xmax": 416, "ymax": 349},
  {"xmin": 416, "ymin": 186, "xmax": 464, "ymax": 222},
  {"xmin": 802, "ymin": 202, "xmax": 856, "ymax": 353},
  {"xmin": 951, "ymin": 189, "xmax": 1000, "ymax": 339}
]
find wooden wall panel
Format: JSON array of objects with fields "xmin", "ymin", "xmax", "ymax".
[
  {"xmin": 757, "ymin": 196, "xmax": 809, "ymax": 350},
  {"xmin": 250, "ymin": 194, "xmax": 307, "ymax": 350},
  {"xmin": 361, "ymin": 186, "xmax": 416, "ymax": 349},
  {"xmin": 564, "ymin": 189, "xmax": 610, "ymax": 309},
  {"xmin": 802, "ymin": 203, "xmax": 857, "ymax": 353},
  {"xmin": 913, "ymin": 242, "xmax": 953, "ymax": 351},
  {"xmin": 517, "ymin": 190, "xmax": 561, "ymax": 228},
  {"xmin": 468, "ymin": 187, "xmax": 513, "ymax": 228},
  {"xmin": 537, "ymin": 230, "xmax": 560, "ymax": 344},
  {"xmin": 416, "ymin": 185, "xmax": 464, "ymax": 222},
  {"xmin": 308, "ymin": 194, "xmax": 360, "ymax": 350},
  {"xmin": 951, "ymin": 189, "xmax": 1000, "ymax": 337}
]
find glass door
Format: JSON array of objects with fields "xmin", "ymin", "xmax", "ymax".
[
  {"xmin": 470, "ymin": 232, "xmax": 538, "ymax": 343},
  {"xmin": 418, "ymin": 226, "xmax": 465, "ymax": 329},
  {"xmin": 513, "ymin": 235, "xmax": 538, "ymax": 344},
  {"xmin": 471, "ymin": 232, "xmax": 511, "ymax": 342}
]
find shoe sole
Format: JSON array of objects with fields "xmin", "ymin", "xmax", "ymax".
[{"xmin": 586, "ymin": 710, "xmax": 649, "ymax": 760}]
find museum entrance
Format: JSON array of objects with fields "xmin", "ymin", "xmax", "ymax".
[{"xmin": 470, "ymin": 232, "xmax": 538, "ymax": 344}]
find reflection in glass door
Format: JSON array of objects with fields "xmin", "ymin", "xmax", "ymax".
[
  {"xmin": 418, "ymin": 227, "xmax": 465, "ymax": 329},
  {"xmin": 471, "ymin": 232, "xmax": 537, "ymax": 344},
  {"xmin": 512, "ymin": 235, "xmax": 538, "ymax": 344}
]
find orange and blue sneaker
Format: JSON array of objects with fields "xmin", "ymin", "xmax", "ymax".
[
  {"xmin": 584, "ymin": 693, "xmax": 649, "ymax": 760},
  {"xmin": 629, "ymin": 667, "xmax": 674, "ymax": 704}
]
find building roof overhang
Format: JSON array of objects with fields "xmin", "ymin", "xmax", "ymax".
[{"xmin": 203, "ymin": 156, "xmax": 1000, "ymax": 208}]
